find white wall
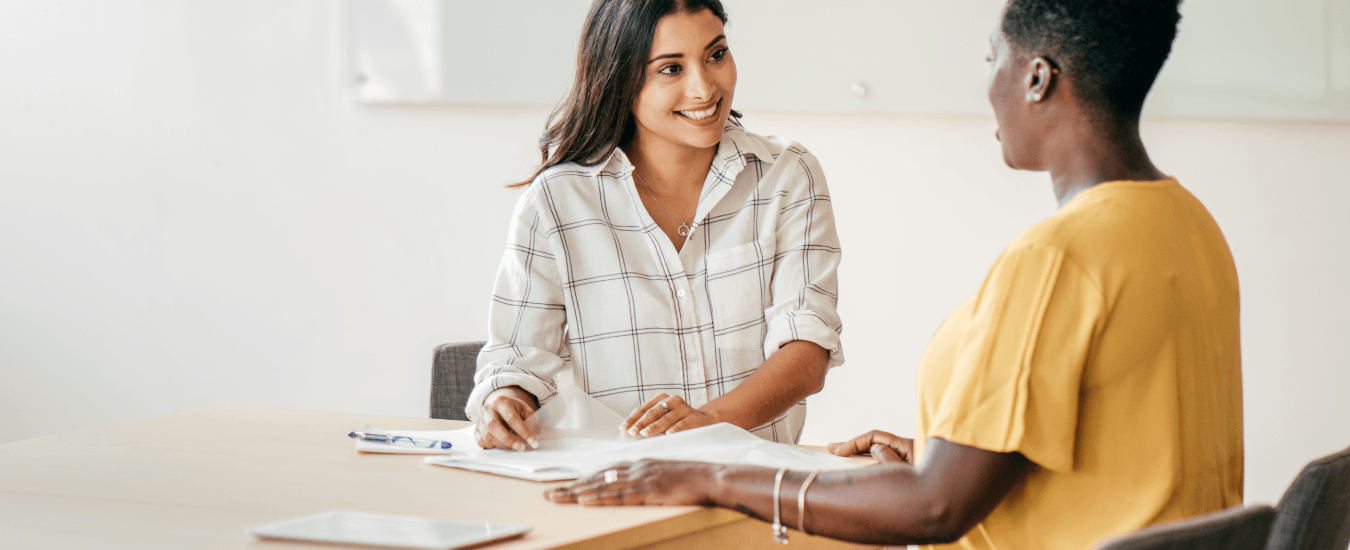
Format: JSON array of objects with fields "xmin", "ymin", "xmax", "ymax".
[{"xmin": 2, "ymin": 1, "xmax": 1348, "ymax": 508}]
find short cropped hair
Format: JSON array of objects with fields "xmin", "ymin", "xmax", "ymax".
[{"xmin": 1002, "ymin": 0, "xmax": 1182, "ymax": 119}]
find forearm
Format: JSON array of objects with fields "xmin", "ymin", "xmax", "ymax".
[
  {"xmin": 700, "ymin": 340, "xmax": 829, "ymax": 430},
  {"xmin": 706, "ymin": 438, "xmax": 1033, "ymax": 545},
  {"xmin": 709, "ymin": 463, "xmax": 954, "ymax": 546},
  {"xmin": 547, "ymin": 440, "xmax": 1031, "ymax": 543}
]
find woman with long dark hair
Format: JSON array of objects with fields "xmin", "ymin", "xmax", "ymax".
[
  {"xmin": 545, "ymin": 1, "xmax": 1244, "ymax": 547},
  {"xmin": 467, "ymin": 0, "xmax": 843, "ymax": 451}
]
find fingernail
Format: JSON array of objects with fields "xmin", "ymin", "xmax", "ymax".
[
  {"xmin": 528, "ymin": 438, "xmax": 538, "ymax": 448},
  {"xmin": 627, "ymin": 428, "xmax": 639, "ymax": 437},
  {"xmin": 639, "ymin": 429, "xmax": 650, "ymax": 437},
  {"xmin": 513, "ymin": 442, "xmax": 524, "ymax": 451}
]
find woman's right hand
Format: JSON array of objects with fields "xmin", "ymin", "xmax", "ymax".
[
  {"xmin": 827, "ymin": 430, "xmax": 916, "ymax": 465},
  {"xmin": 475, "ymin": 386, "xmax": 540, "ymax": 451}
]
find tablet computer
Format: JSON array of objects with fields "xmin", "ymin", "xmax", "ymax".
[{"xmin": 247, "ymin": 511, "xmax": 531, "ymax": 550}]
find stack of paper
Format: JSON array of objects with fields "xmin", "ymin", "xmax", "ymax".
[
  {"xmin": 424, "ymin": 422, "xmax": 852, "ymax": 481},
  {"xmin": 356, "ymin": 385, "xmax": 854, "ymax": 480}
]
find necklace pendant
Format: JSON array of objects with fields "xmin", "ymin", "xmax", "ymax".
[{"xmin": 677, "ymin": 223, "xmax": 689, "ymax": 237}]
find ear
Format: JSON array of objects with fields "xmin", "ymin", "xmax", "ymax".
[{"xmin": 1024, "ymin": 57, "xmax": 1058, "ymax": 103}]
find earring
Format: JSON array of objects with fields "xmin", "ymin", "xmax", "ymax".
[{"xmin": 1032, "ymin": 93, "xmax": 1042, "ymax": 101}]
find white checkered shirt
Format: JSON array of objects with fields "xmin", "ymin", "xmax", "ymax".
[{"xmin": 467, "ymin": 120, "xmax": 843, "ymax": 443}]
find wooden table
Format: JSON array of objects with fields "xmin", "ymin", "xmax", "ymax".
[{"xmin": 0, "ymin": 405, "xmax": 879, "ymax": 549}]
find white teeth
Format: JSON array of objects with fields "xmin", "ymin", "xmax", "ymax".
[{"xmin": 679, "ymin": 105, "xmax": 717, "ymax": 120}]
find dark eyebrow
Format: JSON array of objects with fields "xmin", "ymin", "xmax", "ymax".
[{"xmin": 647, "ymin": 34, "xmax": 727, "ymax": 64}]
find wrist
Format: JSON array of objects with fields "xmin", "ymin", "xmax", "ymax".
[
  {"xmin": 705, "ymin": 463, "xmax": 734, "ymax": 506},
  {"xmin": 697, "ymin": 405, "xmax": 729, "ymax": 427},
  {"xmin": 488, "ymin": 386, "xmax": 539, "ymax": 410}
]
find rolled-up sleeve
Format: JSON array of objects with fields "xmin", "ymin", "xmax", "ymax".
[
  {"xmin": 465, "ymin": 192, "xmax": 569, "ymax": 421},
  {"xmin": 761, "ymin": 149, "xmax": 844, "ymax": 367}
]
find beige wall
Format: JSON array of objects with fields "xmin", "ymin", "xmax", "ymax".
[{"xmin": 1, "ymin": 1, "xmax": 1348, "ymax": 509}]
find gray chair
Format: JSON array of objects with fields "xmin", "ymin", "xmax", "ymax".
[
  {"xmin": 1092, "ymin": 505, "xmax": 1276, "ymax": 550},
  {"xmin": 429, "ymin": 341, "xmax": 485, "ymax": 421},
  {"xmin": 1267, "ymin": 445, "xmax": 1350, "ymax": 550}
]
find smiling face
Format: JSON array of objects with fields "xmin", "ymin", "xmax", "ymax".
[{"xmin": 630, "ymin": 9, "xmax": 736, "ymax": 154}]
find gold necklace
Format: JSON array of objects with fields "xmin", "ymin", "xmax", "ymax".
[{"xmin": 634, "ymin": 171, "xmax": 697, "ymax": 237}]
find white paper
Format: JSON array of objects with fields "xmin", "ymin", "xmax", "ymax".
[
  {"xmin": 351, "ymin": 383, "xmax": 621, "ymax": 455},
  {"xmin": 425, "ymin": 387, "xmax": 852, "ymax": 481},
  {"xmin": 428, "ymin": 423, "xmax": 852, "ymax": 481},
  {"xmin": 528, "ymin": 384, "xmax": 631, "ymax": 441}
]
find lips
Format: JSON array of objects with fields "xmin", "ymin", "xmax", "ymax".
[{"xmin": 677, "ymin": 100, "xmax": 720, "ymax": 121}]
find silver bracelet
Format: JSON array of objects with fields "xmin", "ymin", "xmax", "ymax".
[
  {"xmin": 772, "ymin": 467, "xmax": 789, "ymax": 544},
  {"xmin": 797, "ymin": 469, "xmax": 821, "ymax": 536}
]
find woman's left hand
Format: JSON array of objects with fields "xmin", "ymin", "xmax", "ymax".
[
  {"xmin": 544, "ymin": 459, "xmax": 717, "ymax": 506},
  {"xmin": 620, "ymin": 393, "xmax": 718, "ymax": 437}
]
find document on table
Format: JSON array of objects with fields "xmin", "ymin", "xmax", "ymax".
[
  {"xmin": 352, "ymin": 378, "xmax": 624, "ymax": 455},
  {"xmin": 423, "ymin": 386, "xmax": 852, "ymax": 481},
  {"xmin": 426, "ymin": 423, "xmax": 853, "ymax": 481}
]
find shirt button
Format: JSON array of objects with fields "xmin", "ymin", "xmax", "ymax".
[{"xmin": 676, "ymin": 289, "xmax": 687, "ymax": 298}]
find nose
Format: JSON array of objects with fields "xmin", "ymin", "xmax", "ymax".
[{"xmin": 685, "ymin": 65, "xmax": 714, "ymax": 101}]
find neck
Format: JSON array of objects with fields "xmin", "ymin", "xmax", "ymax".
[
  {"xmin": 1045, "ymin": 115, "xmax": 1167, "ymax": 207},
  {"xmin": 622, "ymin": 133, "xmax": 718, "ymax": 193}
]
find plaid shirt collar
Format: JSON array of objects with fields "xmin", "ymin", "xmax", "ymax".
[
  {"xmin": 583, "ymin": 118, "xmax": 775, "ymax": 228},
  {"xmin": 580, "ymin": 117, "xmax": 776, "ymax": 180}
]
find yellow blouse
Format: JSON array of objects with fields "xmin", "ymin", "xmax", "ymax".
[{"xmin": 915, "ymin": 179, "xmax": 1243, "ymax": 550}]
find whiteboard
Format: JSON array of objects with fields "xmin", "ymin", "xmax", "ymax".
[{"xmin": 341, "ymin": 0, "xmax": 1350, "ymax": 120}]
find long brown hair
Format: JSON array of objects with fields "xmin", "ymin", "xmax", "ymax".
[{"xmin": 512, "ymin": 0, "xmax": 737, "ymax": 187}]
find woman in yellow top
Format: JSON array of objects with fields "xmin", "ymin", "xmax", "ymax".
[{"xmin": 545, "ymin": 0, "xmax": 1244, "ymax": 548}]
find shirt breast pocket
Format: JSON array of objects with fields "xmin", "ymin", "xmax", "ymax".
[{"xmin": 706, "ymin": 237, "xmax": 774, "ymax": 350}]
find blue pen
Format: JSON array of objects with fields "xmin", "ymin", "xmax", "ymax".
[{"xmin": 348, "ymin": 431, "xmax": 452, "ymax": 450}]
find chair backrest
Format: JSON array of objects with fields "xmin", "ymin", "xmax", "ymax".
[
  {"xmin": 429, "ymin": 341, "xmax": 486, "ymax": 421},
  {"xmin": 1092, "ymin": 505, "xmax": 1276, "ymax": 550},
  {"xmin": 1267, "ymin": 445, "xmax": 1350, "ymax": 550}
]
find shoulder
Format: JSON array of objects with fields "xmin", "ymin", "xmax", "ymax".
[
  {"xmin": 995, "ymin": 209, "xmax": 1109, "ymax": 294},
  {"xmin": 528, "ymin": 160, "xmax": 605, "ymax": 196},
  {"xmin": 1008, "ymin": 210, "xmax": 1091, "ymax": 254},
  {"xmin": 1014, "ymin": 180, "xmax": 1202, "ymax": 256},
  {"xmin": 723, "ymin": 122, "xmax": 829, "ymax": 201},
  {"xmin": 723, "ymin": 119, "xmax": 817, "ymax": 167},
  {"xmin": 998, "ymin": 182, "xmax": 1196, "ymax": 292},
  {"xmin": 516, "ymin": 155, "xmax": 619, "ymax": 211}
]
